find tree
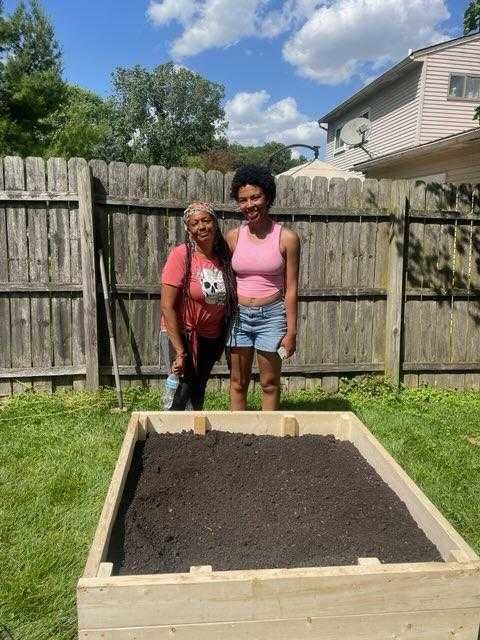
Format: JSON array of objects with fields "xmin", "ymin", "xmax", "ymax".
[
  {"xmin": 47, "ymin": 85, "xmax": 116, "ymax": 160},
  {"xmin": 0, "ymin": 0, "xmax": 64, "ymax": 156},
  {"xmin": 107, "ymin": 62, "xmax": 227, "ymax": 166},
  {"xmin": 464, "ymin": 0, "xmax": 480, "ymax": 34},
  {"xmin": 229, "ymin": 141, "xmax": 305, "ymax": 174},
  {"xmin": 187, "ymin": 141, "xmax": 306, "ymax": 174}
]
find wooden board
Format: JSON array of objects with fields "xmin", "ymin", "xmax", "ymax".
[
  {"xmin": 83, "ymin": 414, "xmax": 140, "ymax": 577},
  {"xmin": 4, "ymin": 157, "xmax": 31, "ymax": 394},
  {"xmin": 0, "ymin": 158, "xmax": 12, "ymax": 397},
  {"xmin": 78, "ymin": 609, "xmax": 480, "ymax": 640},
  {"xmin": 68, "ymin": 158, "xmax": 86, "ymax": 390},
  {"xmin": 48, "ymin": 157, "xmax": 73, "ymax": 392}
]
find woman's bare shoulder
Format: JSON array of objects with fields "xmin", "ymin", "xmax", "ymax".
[
  {"xmin": 226, "ymin": 226, "xmax": 240, "ymax": 252},
  {"xmin": 280, "ymin": 225, "xmax": 300, "ymax": 250}
]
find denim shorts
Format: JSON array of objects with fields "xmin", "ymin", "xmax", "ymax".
[{"xmin": 227, "ymin": 299, "xmax": 287, "ymax": 352}]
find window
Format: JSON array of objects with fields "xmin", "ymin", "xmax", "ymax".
[
  {"xmin": 334, "ymin": 127, "xmax": 345, "ymax": 153},
  {"xmin": 448, "ymin": 74, "xmax": 480, "ymax": 100},
  {"xmin": 466, "ymin": 76, "xmax": 480, "ymax": 100}
]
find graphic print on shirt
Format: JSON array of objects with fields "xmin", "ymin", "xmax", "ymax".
[{"xmin": 198, "ymin": 266, "xmax": 226, "ymax": 304}]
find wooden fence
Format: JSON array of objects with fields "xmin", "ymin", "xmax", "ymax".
[{"xmin": 1, "ymin": 155, "xmax": 479, "ymax": 396}]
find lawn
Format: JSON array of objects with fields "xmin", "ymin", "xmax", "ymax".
[{"xmin": 1, "ymin": 379, "xmax": 479, "ymax": 640}]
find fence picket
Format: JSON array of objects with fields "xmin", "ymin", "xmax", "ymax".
[
  {"xmin": 48, "ymin": 157, "xmax": 73, "ymax": 392},
  {"xmin": 26, "ymin": 157, "xmax": 51, "ymax": 392},
  {"xmin": 0, "ymin": 158, "xmax": 11, "ymax": 397},
  {"xmin": 5, "ymin": 157, "xmax": 31, "ymax": 394},
  {"xmin": 68, "ymin": 158, "xmax": 85, "ymax": 390}
]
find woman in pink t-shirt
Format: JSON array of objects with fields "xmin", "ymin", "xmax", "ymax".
[{"xmin": 161, "ymin": 202, "xmax": 237, "ymax": 410}]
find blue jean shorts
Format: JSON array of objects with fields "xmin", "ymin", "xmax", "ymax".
[{"xmin": 227, "ymin": 299, "xmax": 287, "ymax": 352}]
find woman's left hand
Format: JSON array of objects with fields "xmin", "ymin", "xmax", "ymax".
[{"xmin": 280, "ymin": 333, "xmax": 296, "ymax": 358}]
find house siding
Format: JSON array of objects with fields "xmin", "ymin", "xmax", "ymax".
[
  {"xmin": 419, "ymin": 40, "xmax": 480, "ymax": 144},
  {"xmin": 361, "ymin": 144, "xmax": 480, "ymax": 184},
  {"xmin": 326, "ymin": 65, "xmax": 423, "ymax": 171}
]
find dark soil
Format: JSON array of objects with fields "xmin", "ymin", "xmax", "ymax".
[{"xmin": 108, "ymin": 430, "xmax": 442, "ymax": 575}]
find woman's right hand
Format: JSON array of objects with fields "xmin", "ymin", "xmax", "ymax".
[{"xmin": 171, "ymin": 352, "xmax": 186, "ymax": 376}]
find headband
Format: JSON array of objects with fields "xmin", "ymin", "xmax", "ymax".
[{"xmin": 182, "ymin": 202, "xmax": 217, "ymax": 225}]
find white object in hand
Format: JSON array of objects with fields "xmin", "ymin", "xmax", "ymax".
[{"xmin": 277, "ymin": 346, "xmax": 288, "ymax": 360}]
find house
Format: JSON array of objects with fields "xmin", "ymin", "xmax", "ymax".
[{"xmin": 318, "ymin": 33, "xmax": 480, "ymax": 183}]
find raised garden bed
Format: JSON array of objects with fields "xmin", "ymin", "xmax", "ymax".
[{"xmin": 77, "ymin": 411, "xmax": 480, "ymax": 639}]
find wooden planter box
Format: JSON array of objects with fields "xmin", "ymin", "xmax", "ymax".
[{"xmin": 77, "ymin": 411, "xmax": 480, "ymax": 639}]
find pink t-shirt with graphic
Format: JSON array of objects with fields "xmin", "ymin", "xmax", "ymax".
[{"xmin": 161, "ymin": 244, "xmax": 226, "ymax": 338}]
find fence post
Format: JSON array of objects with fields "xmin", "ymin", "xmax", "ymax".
[
  {"xmin": 77, "ymin": 159, "xmax": 99, "ymax": 390},
  {"xmin": 385, "ymin": 180, "xmax": 409, "ymax": 386}
]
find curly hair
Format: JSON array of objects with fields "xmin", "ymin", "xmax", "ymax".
[{"xmin": 230, "ymin": 164, "xmax": 276, "ymax": 208}]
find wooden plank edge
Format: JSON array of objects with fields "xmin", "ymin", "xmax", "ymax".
[
  {"xmin": 193, "ymin": 415, "xmax": 208, "ymax": 436},
  {"xmin": 190, "ymin": 565, "xmax": 213, "ymax": 575},
  {"xmin": 101, "ymin": 363, "xmax": 385, "ymax": 376},
  {"xmin": 358, "ymin": 557, "xmax": 381, "ymax": 566},
  {"xmin": 77, "ymin": 609, "xmax": 480, "ymax": 640},
  {"xmin": 82, "ymin": 415, "xmax": 139, "ymax": 577},
  {"xmin": 145, "ymin": 411, "xmax": 347, "ymax": 437},
  {"xmin": 0, "ymin": 282, "xmax": 83, "ymax": 293},
  {"xmin": 448, "ymin": 549, "xmax": 472, "ymax": 563},
  {"xmin": 97, "ymin": 562, "xmax": 113, "ymax": 577},
  {"xmin": 76, "ymin": 558, "xmax": 477, "ymax": 589},
  {"xmin": 281, "ymin": 415, "xmax": 299, "ymax": 437},
  {"xmin": 0, "ymin": 190, "xmax": 79, "ymax": 202},
  {"xmin": 0, "ymin": 365, "xmax": 86, "ymax": 379}
]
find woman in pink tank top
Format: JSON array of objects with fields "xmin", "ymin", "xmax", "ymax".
[{"xmin": 226, "ymin": 165, "xmax": 300, "ymax": 410}]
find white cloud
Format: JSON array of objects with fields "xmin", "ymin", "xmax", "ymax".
[
  {"xmin": 149, "ymin": 0, "xmax": 266, "ymax": 58},
  {"xmin": 283, "ymin": 0, "xmax": 450, "ymax": 85},
  {"xmin": 260, "ymin": 0, "xmax": 322, "ymax": 38},
  {"xmin": 225, "ymin": 90, "xmax": 324, "ymax": 151},
  {"xmin": 148, "ymin": 0, "xmax": 451, "ymax": 86},
  {"xmin": 147, "ymin": 0, "xmax": 198, "ymax": 25}
]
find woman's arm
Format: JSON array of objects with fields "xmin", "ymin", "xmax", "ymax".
[
  {"xmin": 280, "ymin": 228, "xmax": 300, "ymax": 358},
  {"xmin": 160, "ymin": 284, "xmax": 186, "ymax": 375},
  {"xmin": 225, "ymin": 227, "xmax": 239, "ymax": 254}
]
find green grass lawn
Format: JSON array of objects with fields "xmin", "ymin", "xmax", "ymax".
[{"xmin": 1, "ymin": 379, "xmax": 479, "ymax": 640}]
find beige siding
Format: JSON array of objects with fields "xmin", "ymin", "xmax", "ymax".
[
  {"xmin": 326, "ymin": 65, "xmax": 423, "ymax": 170},
  {"xmin": 419, "ymin": 40, "xmax": 480, "ymax": 144},
  {"xmin": 362, "ymin": 144, "xmax": 480, "ymax": 183}
]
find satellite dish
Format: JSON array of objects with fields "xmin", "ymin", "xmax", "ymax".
[{"xmin": 340, "ymin": 117, "xmax": 371, "ymax": 146}]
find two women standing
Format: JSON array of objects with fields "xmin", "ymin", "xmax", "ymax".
[{"xmin": 160, "ymin": 164, "xmax": 300, "ymax": 411}]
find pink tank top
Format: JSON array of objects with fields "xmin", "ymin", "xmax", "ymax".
[{"xmin": 232, "ymin": 222, "xmax": 284, "ymax": 298}]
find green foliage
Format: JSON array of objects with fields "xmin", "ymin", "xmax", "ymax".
[
  {"xmin": 0, "ymin": 0, "xmax": 9, "ymax": 54},
  {"xmin": 6, "ymin": 0, "xmax": 61, "ymax": 76},
  {"xmin": 47, "ymin": 85, "xmax": 116, "ymax": 160},
  {"xmin": 464, "ymin": 0, "xmax": 480, "ymax": 34},
  {"xmin": 0, "ymin": 0, "xmax": 64, "ymax": 156},
  {"xmin": 1, "ymin": 69, "xmax": 65, "ymax": 156},
  {"xmin": 187, "ymin": 140, "xmax": 307, "ymax": 174},
  {"xmin": 106, "ymin": 62, "xmax": 227, "ymax": 166},
  {"xmin": 338, "ymin": 374, "xmax": 400, "ymax": 400},
  {"xmin": 229, "ymin": 141, "xmax": 306, "ymax": 174}
]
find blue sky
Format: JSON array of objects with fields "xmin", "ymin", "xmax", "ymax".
[{"xmin": 4, "ymin": 0, "xmax": 469, "ymax": 155}]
